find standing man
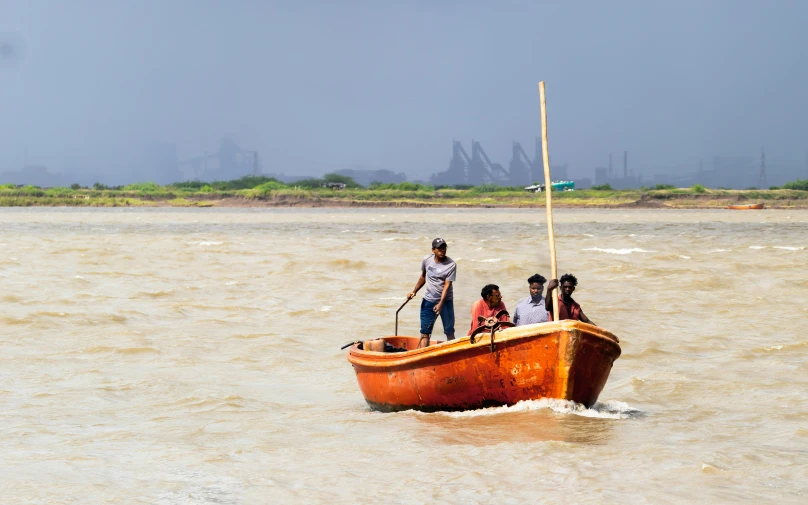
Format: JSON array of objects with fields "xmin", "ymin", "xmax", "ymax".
[
  {"xmin": 513, "ymin": 273, "xmax": 549, "ymax": 326},
  {"xmin": 545, "ymin": 273, "xmax": 595, "ymax": 325},
  {"xmin": 468, "ymin": 284, "xmax": 510, "ymax": 335},
  {"xmin": 407, "ymin": 238, "xmax": 456, "ymax": 348}
]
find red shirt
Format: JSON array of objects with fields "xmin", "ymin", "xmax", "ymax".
[
  {"xmin": 468, "ymin": 299, "xmax": 510, "ymax": 335},
  {"xmin": 548, "ymin": 295, "xmax": 582, "ymax": 321}
]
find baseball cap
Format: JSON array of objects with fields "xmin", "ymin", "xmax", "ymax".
[{"xmin": 432, "ymin": 238, "xmax": 447, "ymax": 249}]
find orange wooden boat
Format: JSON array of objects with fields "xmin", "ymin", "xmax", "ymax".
[
  {"xmin": 728, "ymin": 203, "xmax": 764, "ymax": 210},
  {"xmin": 347, "ymin": 320, "xmax": 621, "ymax": 412}
]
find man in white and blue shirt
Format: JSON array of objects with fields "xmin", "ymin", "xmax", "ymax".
[{"xmin": 513, "ymin": 273, "xmax": 549, "ymax": 326}]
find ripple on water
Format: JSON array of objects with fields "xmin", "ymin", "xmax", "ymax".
[{"xmin": 582, "ymin": 247, "xmax": 656, "ymax": 255}]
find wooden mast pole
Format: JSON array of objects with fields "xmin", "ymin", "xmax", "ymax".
[{"xmin": 539, "ymin": 81, "xmax": 559, "ymax": 322}]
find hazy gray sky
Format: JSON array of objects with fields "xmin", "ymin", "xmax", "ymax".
[{"xmin": 1, "ymin": 0, "xmax": 807, "ymax": 181}]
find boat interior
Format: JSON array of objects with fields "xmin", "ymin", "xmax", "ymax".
[{"xmin": 360, "ymin": 336, "xmax": 446, "ymax": 352}]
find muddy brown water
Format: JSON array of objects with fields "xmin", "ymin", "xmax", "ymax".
[{"xmin": 1, "ymin": 208, "xmax": 806, "ymax": 503}]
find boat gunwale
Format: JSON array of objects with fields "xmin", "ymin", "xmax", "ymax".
[{"xmin": 347, "ymin": 320, "xmax": 620, "ymax": 369}]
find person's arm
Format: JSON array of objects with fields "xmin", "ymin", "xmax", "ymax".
[
  {"xmin": 545, "ymin": 279, "xmax": 558, "ymax": 313},
  {"xmin": 579, "ymin": 311, "xmax": 595, "ymax": 326},
  {"xmin": 433, "ymin": 280, "xmax": 451, "ymax": 314},
  {"xmin": 498, "ymin": 302, "xmax": 510, "ymax": 322},
  {"xmin": 469, "ymin": 300, "xmax": 480, "ymax": 335},
  {"xmin": 513, "ymin": 303, "xmax": 520, "ymax": 325},
  {"xmin": 408, "ymin": 270, "xmax": 426, "ymax": 299}
]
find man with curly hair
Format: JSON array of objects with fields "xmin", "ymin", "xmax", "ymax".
[{"xmin": 545, "ymin": 273, "xmax": 595, "ymax": 325}]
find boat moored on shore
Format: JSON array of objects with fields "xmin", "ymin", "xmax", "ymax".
[{"xmin": 728, "ymin": 203, "xmax": 764, "ymax": 210}]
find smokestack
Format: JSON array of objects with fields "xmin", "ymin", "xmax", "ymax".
[{"xmin": 623, "ymin": 151, "xmax": 628, "ymax": 178}]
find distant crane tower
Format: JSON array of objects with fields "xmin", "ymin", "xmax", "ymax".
[
  {"xmin": 758, "ymin": 148, "xmax": 767, "ymax": 189},
  {"xmin": 623, "ymin": 151, "xmax": 628, "ymax": 178},
  {"xmin": 252, "ymin": 151, "xmax": 262, "ymax": 176}
]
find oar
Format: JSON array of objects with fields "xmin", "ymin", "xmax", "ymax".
[
  {"xmin": 539, "ymin": 81, "xmax": 560, "ymax": 322},
  {"xmin": 340, "ymin": 297, "xmax": 413, "ymax": 350},
  {"xmin": 395, "ymin": 296, "xmax": 412, "ymax": 336}
]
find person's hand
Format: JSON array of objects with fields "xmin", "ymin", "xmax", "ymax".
[
  {"xmin": 547, "ymin": 279, "xmax": 559, "ymax": 291},
  {"xmin": 433, "ymin": 302, "xmax": 443, "ymax": 314},
  {"xmin": 407, "ymin": 292, "xmax": 416, "ymax": 300}
]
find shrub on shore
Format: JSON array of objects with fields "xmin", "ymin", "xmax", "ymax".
[{"xmin": 783, "ymin": 179, "xmax": 808, "ymax": 191}]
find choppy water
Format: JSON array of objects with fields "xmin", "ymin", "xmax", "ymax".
[{"xmin": 1, "ymin": 208, "xmax": 806, "ymax": 504}]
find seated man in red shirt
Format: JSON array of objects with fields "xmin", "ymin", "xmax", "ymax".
[
  {"xmin": 545, "ymin": 273, "xmax": 595, "ymax": 325},
  {"xmin": 468, "ymin": 284, "xmax": 510, "ymax": 335}
]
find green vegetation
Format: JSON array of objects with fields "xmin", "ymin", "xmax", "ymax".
[
  {"xmin": 783, "ymin": 179, "xmax": 808, "ymax": 191},
  {"xmin": 1, "ymin": 176, "xmax": 807, "ymax": 208}
]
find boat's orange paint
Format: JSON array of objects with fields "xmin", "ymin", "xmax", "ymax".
[
  {"xmin": 728, "ymin": 203, "xmax": 764, "ymax": 210},
  {"xmin": 347, "ymin": 320, "xmax": 621, "ymax": 412}
]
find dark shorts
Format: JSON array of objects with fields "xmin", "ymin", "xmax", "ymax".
[{"xmin": 420, "ymin": 298, "xmax": 455, "ymax": 336}]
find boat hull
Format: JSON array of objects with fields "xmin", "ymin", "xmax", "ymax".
[
  {"xmin": 347, "ymin": 320, "xmax": 621, "ymax": 412},
  {"xmin": 728, "ymin": 203, "xmax": 764, "ymax": 210}
]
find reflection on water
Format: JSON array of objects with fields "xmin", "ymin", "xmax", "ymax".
[{"xmin": 0, "ymin": 208, "xmax": 806, "ymax": 503}]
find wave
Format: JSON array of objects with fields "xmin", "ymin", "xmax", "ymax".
[
  {"xmin": 749, "ymin": 246, "xmax": 766, "ymax": 250},
  {"xmin": 326, "ymin": 259, "xmax": 368, "ymax": 269},
  {"xmin": 470, "ymin": 258, "xmax": 502, "ymax": 263},
  {"xmin": 191, "ymin": 241, "xmax": 223, "ymax": 246},
  {"xmin": 583, "ymin": 247, "xmax": 655, "ymax": 255},
  {"xmin": 135, "ymin": 290, "xmax": 174, "ymax": 299},
  {"xmin": 115, "ymin": 347, "xmax": 161, "ymax": 355},
  {"xmin": 773, "ymin": 246, "xmax": 804, "ymax": 251},
  {"xmin": 748, "ymin": 341, "xmax": 808, "ymax": 354},
  {"xmin": 426, "ymin": 398, "xmax": 642, "ymax": 420}
]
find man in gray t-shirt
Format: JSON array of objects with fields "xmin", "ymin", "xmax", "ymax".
[{"xmin": 407, "ymin": 238, "xmax": 457, "ymax": 348}]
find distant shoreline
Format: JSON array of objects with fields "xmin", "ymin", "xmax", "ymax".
[
  {"xmin": 2, "ymin": 178, "xmax": 808, "ymax": 209},
  {"xmin": 2, "ymin": 192, "xmax": 808, "ymax": 209}
]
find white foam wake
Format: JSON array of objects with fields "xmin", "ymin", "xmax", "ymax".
[
  {"xmin": 471, "ymin": 258, "xmax": 502, "ymax": 263},
  {"xmin": 429, "ymin": 398, "xmax": 640, "ymax": 420},
  {"xmin": 773, "ymin": 246, "xmax": 804, "ymax": 251},
  {"xmin": 582, "ymin": 247, "xmax": 655, "ymax": 255}
]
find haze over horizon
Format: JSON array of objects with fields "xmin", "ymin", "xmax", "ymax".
[{"xmin": 1, "ymin": 0, "xmax": 807, "ymax": 184}]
